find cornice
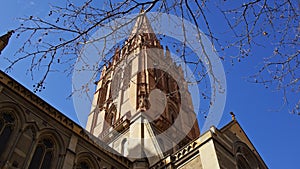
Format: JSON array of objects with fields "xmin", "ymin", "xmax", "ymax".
[{"xmin": 0, "ymin": 70, "xmax": 131, "ymax": 168}]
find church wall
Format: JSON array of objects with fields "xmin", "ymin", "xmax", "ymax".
[
  {"xmin": 150, "ymin": 125, "xmax": 268, "ymax": 169},
  {"xmin": 177, "ymin": 155, "xmax": 202, "ymax": 169},
  {"xmin": 0, "ymin": 10, "xmax": 268, "ymax": 168},
  {"xmin": 0, "ymin": 75, "xmax": 131, "ymax": 169},
  {"xmin": 0, "ymin": 68, "xmax": 268, "ymax": 169},
  {"xmin": 110, "ymin": 128, "xmax": 130, "ymax": 156},
  {"xmin": 210, "ymin": 125, "xmax": 268, "ymax": 169},
  {"xmin": 213, "ymin": 140, "xmax": 236, "ymax": 169},
  {"xmin": 220, "ymin": 124, "xmax": 268, "ymax": 169}
]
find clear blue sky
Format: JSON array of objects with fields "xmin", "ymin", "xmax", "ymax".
[{"xmin": 1, "ymin": 1, "xmax": 299, "ymax": 168}]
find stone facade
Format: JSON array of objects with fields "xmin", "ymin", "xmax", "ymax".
[
  {"xmin": 149, "ymin": 123, "xmax": 268, "ymax": 169},
  {"xmin": 0, "ymin": 66, "xmax": 268, "ymax": 169},
  {"xmin": 0, "ymin": 71, "xmax": 131, "ymax": 169},
  {"xmin": 0, "ymin": 11, "xmax": 267, "ymax": 169},
  {"xmin": 86, "ymin": 12, "xmax": 200, "ymax": 165}
]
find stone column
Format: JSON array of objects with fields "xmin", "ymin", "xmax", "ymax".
[{"xmin": 61, "ymin": 134, "xmax": 78, "ymax": 168}]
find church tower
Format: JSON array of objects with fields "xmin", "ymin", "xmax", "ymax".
[
  {"xmin": 85, "ymin": 10, "xmax": 200, "ymax": 164},
  {"xmin": 0, "ymin": 9, "xmax": 268, "ymax": 169}
]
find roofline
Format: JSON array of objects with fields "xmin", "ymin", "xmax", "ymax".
[
  {"xmin": 220, "ymin": 119, "xmax": 268, "ymax": 168},
  {"xmin": 0, "ymin": 70, "xmax": 132, "ymax": 167}
]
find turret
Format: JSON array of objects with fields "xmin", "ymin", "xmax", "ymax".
[
  {"xmin": 86, "ymin": 10, "xmax": 200, "ymax": 164},
  {"xmin": 0, "ymin": 30, "xmax": 14, "ymax": 54}
]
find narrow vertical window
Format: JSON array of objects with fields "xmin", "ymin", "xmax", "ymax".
[
  {"xmin": 123, "ymin": 61, "xmax": 132, "ymax": 90},
  {"xmin": 168, "ymin": 106, "xmax": 177, "ymax": 124},
  {"xmin": 111, "ymin": 69, "xmax": 122, "ymax": 99},
  {"xmin": 234, "ymin": 142, "xmax": 259, "ymax": 169},
  {"xmin": 98, "ymin": 83, "xmax": 108, "ymax": 107},
  {"xmin": 121, "ymin": 138, "xmax": 128, "ymax": 156},
  {"xmin": 76, "ymin": 161, "xmax": 90, "ymax": 169},
  {"xmin": 0, "ymin": 112, "xmax": 15, "ymax": 156},
  {"xmin": 236, "ymin": 154, "xmax": 252, "ymax": 169},
  {"xmin": 109, "ymin": 113, "xmax": 115, "ymax": 125},
  {"xmin": 104, "ymin": 105, "xmax": 117, "ymax": 130},
  {"xmin": 105, "ymin": 113, "xmax": 114, "ymax": 128},
  {"xmin": 29, "ymin": 138, "xmax": 54, "ymax": 169}
]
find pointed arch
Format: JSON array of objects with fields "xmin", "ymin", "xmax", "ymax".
[
  {"xmin": 167, "ymin": 102, "xmax": 179, "ymax": 124},
  {"xmin": 0, "ymin": 102, "xmax": 25, "ymax": 166},
  {"xmin": 121, "ymin": 138, "xmax": 128, "ymax": 156},
  {"xmin": 28, "ymin": 138, "xmax": 54, "ymax": 169},
  {"xmin": 27, "ymin": 129, "xmax": 65, "ymax": 169},
  {"xmin": 111, "ymin": 68, "xmax": 122, "ymax": 99},
  {"xmin": 75, "ymin": 152, "xmax": 99, "ymax": 169},
  {"xmin": 0, "ymin": 101, "xmax": 26, "ymax": 129},
  {"xmin": 234, "ymin": 141, "xmax": 259, "ymax": 169},
  {"xmin": 0, "ymin": 111, "xmax": 16, "ymax": 157},
  {"xmin": 98, "ymin": 80, "xmax": 110, "ymax": 107},
  {"xmin": 104, "ymin": 104, "xmax": 117, "ymax": 130},
  {"xmin": 9, "ymin": 124, "xmax": 38, "ymax": 168}
]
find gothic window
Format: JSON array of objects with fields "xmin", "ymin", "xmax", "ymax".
[
  {"xmin": 168, "ymin": 106, "xmax": 178, "ymax": 124},
  {"xmin": 28, "ymin": 138, "xmax": 54, "ymax": 169},
  {"xmin": 75, "ymin": 154, "xmax": 98, "ymax": 169},
  {"xmin": 147, "ymin": 68, "xmax": 156, "ymax": 90},
  {"xmin": 10, "ymin": 126, "xmax": 36, "ymax": 168},
  {"xmin": 123, "ymin": 61, "xmax": 132, "ymax": 90},
  {"xmin": 76, "ymin": 161, "xmax": 91, "ymax": 169},
  {"xmin": 0, "ymin": 112, "xmax": 15, "ymax": 156},
  {"xmin": 104, "ymin": 105, "xmax": 117, "ymax": 130},
  {"xmin": 107, "ymin": 113, "xmax": 115, "ymax": 126},
  {"xmin": 98, "ymin": 82, "xmax": 108, "ymax": 106},
  {"xmin": 156, "ymin": 69, "xmax": 163, "ymax": 89},
  {"xmin": 171, "ymin": 114, "xmax": 175, "ymax": 124},
  {"xmin": 236, "ymin": 153, "xmax": 252, "ymax": 169},
  {"xmin": 121, "ymin": 138, "xmax": 128, "ymax": 156},
  {"xmin": 234, "ymin": 142, "xmax": 259, "ymax": 169},
  {"xmin": 111, "ymin": 69, "xmax": 122, "ymax": 99},
  {"xmin": 165, "ymin": 74, "xmax": 170, "ymax": 93},
  {"xmin": 173, "ymin": 81, "xmax": 180, "ymax": 102}
]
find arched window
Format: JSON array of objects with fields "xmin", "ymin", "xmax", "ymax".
[
  {"xmin": 10, "ymin": 126, "xmax": 36, "ymax": 168},
  {"xmin": 123, "ymin": 61, "xmax": 132, "ymax": 90},
  {"xmin": 234, "ymin": 142, "xmax": 259, "ymax": 169},
  {"xmin": 75, "ymin": 153, "xmax": 98, "ymax": 169},
  {"xmin": 104, "ymin": 105, "xmax": 117, "ymax": 130},
  {"xmin": 109, "ymin": 113, "xmax": 115, "ymax": 125},
  {"xmin": 168, "ymin": 105, "xmax": 178, "ymax": 124},
  {"xmin": 105, "ymin": 112, "xmax": 115, "ymax": 127},
  {"xmin": 0, "ymin": 112, "xmax": 15, "ymax": 156},
  {"xmin": 98, "ymin": 82, "xmax": 109, "ymax": 106},
  {"xmin": 28, "ymin": 138, "xmax": 54, "ymax": 169},
  {"xmin": 76, "ymin": 161, "xmax": 91, "ymax": 169},
  {"xmin": 111, "ymin": 69, "xmax": 122, "ymax": 99},
  {"xmin": 236, "ymin": 153, "xmax": 252, "ymax": 169},
  {"xmin": 171, "ymin": 114, "xmax": 175, "ymax": 124},
  {"xmin": 121, "ymin": 138, "xmax": 128, "ymax": 156}
]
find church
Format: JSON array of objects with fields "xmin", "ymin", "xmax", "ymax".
[{"xmin": 0, "ymin": 11, "xmax": 267, "ymax": 169}]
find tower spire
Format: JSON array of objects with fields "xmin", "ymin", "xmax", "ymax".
[
  {"xmin": 0, "ymin": 30, "xmax": 14, "ymax": 54},
  {"xmin": 140, "ymin": 5, "xmax": 145, "ymax": 13},
  {"xmin": 129, "ymin": 10, "xmax": 156, "ymax": 41},
  {"xmin": 86, "ymin": 8, "xmax": 200, "ymax": 163}
]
